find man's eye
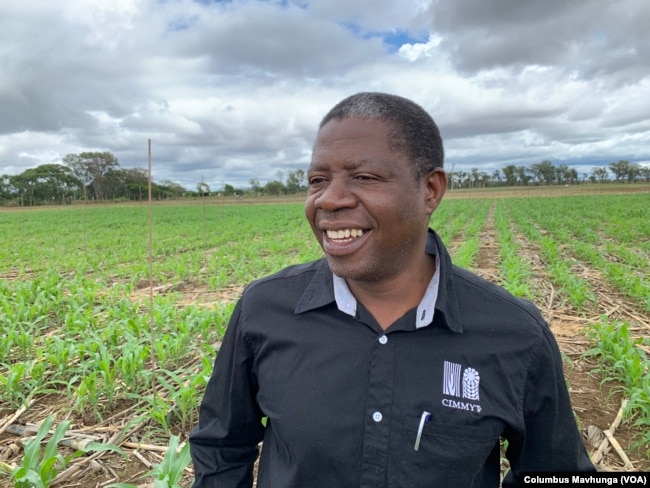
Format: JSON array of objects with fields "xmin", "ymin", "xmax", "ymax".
[{"xmin": 309, "ymin": 177, "xmax": 326, "ymax": 185}]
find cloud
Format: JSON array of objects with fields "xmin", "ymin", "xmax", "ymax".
[
  {"xmin": 425, "ymin": 0, "xmax": 650, "ymax": 80},
  {"xmin": 0, "ymin": 0, "xmax": 648, "ymax": 189}
]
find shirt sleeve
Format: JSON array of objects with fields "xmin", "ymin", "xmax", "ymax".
[
  {"xmin": 502, "ymin": 321, "xmax": 595, "ymax": 486},
  {"xmin": 189, "ymin": 299, "xmax": 266, "ymax": 488}
]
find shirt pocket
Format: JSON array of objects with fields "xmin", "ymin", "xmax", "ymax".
[{"xmin": 395, "ymin": 416, "xmax": 503, "ymax": 488}]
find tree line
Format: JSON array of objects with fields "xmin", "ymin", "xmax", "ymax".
[
  {"xmin": 449, "ymin": 159, "xmax": 649, "ymax": 188},
  {"xmin": 194, "ymin": 170, "xmax": 307, "ymax": 198},
  {"xmin": 0, "ymin": 152, "xmax": 187, "ymax": 206},
  {"xmin": 2, "ymin": 154, "xmax": 648, "ymax": 207}
]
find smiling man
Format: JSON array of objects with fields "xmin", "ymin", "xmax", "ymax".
[{"xmin": 189, "ymin": 93, "xmax": 595, "ymax": 487}]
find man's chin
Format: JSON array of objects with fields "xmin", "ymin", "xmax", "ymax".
[
  {"xmin": 326, "ymin": 258, "xmax": 359, "ymax": 280},
  {"xmin": 325, "ymin": 257, "xmax": 384, "ymax": 283}
]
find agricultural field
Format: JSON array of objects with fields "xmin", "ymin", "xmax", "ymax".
[{"xmin": 1, "ymin": 185, "xmax": 649, "ymax": 486}]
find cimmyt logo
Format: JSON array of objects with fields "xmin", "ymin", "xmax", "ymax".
[{"xmin": 442, "ymin": 361, "xmax": 482, "ymax": 413}]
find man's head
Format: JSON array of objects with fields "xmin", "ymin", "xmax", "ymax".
[
  {"xmin": 317, "ymin": 92, "xmax": 444, "ymax": 179},
  {"xmin": 305, "ymin": 92, "xmax": 447, "ymax": 284}
]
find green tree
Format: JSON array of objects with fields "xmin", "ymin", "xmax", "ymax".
[
  {"xmin": 567, "ymin": 168, "xmax": 578, "ymax": 185},
  {"xmin": 639, "ymin": 165, "xmax": 650, "ymax": 183},
  {"xmin": 530, "ymin": 160, "xmax": 555, "ymax": 185},
  {"xmin": 555, "ymin": 164, "xmax": 568, "ymax": 185},
  {"xmin": 64, "ymin": 151, "xmax": 120, "ymax": 200},
  {"xmin": 249, "ymin": 178, "xmax": 262, "ymax": 195},
  {"xmin": 37, "ymin": 164, "xmax": 81, "ymax": 203},
  {"xmin": 286, "ymin": 169, "xmax": 306, "ymax": 193},
  {"xmin": 591, "ymin": 167, "xmax": 608, "ymax": 183},
  {"xmin": 515, "ymin": 166, "xmax": 532, "ymax": 186},
  {"xmin": 102, "ymin": 167, "xmax": 149, "ymax": 200},
  {"xmin": 452, "ymin": 170, "xmax": 468, "ymax": 188},
  {"xmin": 0, "ymin": 174, "xmax": 12, "ymax": 203},
  {"xmin": 468, "ymin": 167, "xmax": 479, "ymax": 188},
  {"xmin": 628, "ymin": 163, "xmax": 641, "ymax": 183},
  {"xmin": 502, "ymin": 165, "xmax": 518, "ymax": 186},
  {"xmin": 264, "ymin": 180, "xmax": 286, "ymax": 196},
  {"xmin": 9, "ymin": 172, "xmax": 37, "ymax": 206},
  {"xmin": 158, "ymin": 180, "xmax": 186, "ymax": 198},
  {"xmin": 478, "ymin": 171, "xmax": 490, "ymax": 188},
  {"xmin": 9, "ymin": 164, "xmax": 82, "ymax": 205},
  {"xmin": 609, "ymin": 160, "xmax": 631, "ymax": 182}
]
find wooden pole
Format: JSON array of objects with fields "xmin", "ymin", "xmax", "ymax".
[{"xmin": 147, "ymin": 140, "xmax": 158, "ymax": 395}]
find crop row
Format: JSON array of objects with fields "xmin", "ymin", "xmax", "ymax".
[
  {"xmin": 501, "ymin": 195, "xmax": 650, "ymax": 312},
  {"xmin": 0, "ymin": 271, "xmax": 230, "ymax": 434}
]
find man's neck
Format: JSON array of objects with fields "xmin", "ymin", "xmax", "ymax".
[{"xmin": 346, "ymin": 254, "xmax": 436, "ymax": 330}]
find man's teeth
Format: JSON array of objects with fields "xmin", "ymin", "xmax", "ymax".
[{"xmin": 326, "ymin": 229, "xmax": 364, "ymax": 239}]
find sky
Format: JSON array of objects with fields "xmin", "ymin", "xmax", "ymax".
[{"xmin": 1, "ymin": 0, "xmax": 649, "ymax": 190}]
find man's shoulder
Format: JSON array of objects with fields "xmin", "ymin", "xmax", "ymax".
[
  {"xmin": 234, "ymin": 259, "xmax": 330, "ymax": 322},
  {"xmin": 244, "ymin": 258, "xmax": 326, "ymax": 296}
]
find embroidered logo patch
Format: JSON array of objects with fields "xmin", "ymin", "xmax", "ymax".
[{"xmin": 442, "ymin": 361, "xmax": 482, "ymax": 413}]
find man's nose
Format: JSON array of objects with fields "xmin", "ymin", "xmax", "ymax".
[{"xmin": 314, "ymin": 178, "xmax": 357, "ymax": 211}]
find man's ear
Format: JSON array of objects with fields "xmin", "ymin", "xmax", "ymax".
[{"xmin": 424, "ymin": 168, "xmax": 447, "ymax": 214}]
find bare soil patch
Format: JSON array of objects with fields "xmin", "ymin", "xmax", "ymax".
[{"xmin": 129, "ymin": 280, "xmax": 244, "ymax": 309}]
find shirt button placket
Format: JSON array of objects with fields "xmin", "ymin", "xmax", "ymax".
[{"xmin": 360, "ymin": 334, "xmax": 395, "ymax": 487}]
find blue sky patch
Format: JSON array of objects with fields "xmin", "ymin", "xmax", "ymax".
[
  {"xmin": 380, "ymin": 29, "xmax": 428, "ymax": 51},
  {"xmin": 339, "ymin": 21, "xmax": 427, "ymax": 51}
]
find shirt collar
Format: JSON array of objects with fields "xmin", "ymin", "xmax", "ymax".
[
  {"xmin": 332, "ymin": 274, "xmax": 357, "ymax": 317},
  {"xmin": 295, "ymin": 229, "xmax": 463, "ymax": 333},
  {"xmin": 294, "ymin": 259, "xmax": 337, "ymax": 314},
  {"xmin": 332, "ymin": 256, "xmax": 439, "ymax": 329}
]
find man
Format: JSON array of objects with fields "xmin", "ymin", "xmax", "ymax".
[{"xmin": 189, "ymin": 92, "xmax": 595, "ymax": 487}]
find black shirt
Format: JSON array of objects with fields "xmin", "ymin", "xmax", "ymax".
[{"xmin": 189, "ymin": 229, "xmax": 594, "ymax": 487}]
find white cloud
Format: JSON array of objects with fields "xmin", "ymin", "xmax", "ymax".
[
  {"xmin": 0, "ymin": 0, "xmax": 649, "ymax": 189},
  {"xmin": 62, "ymin": 0, "xmax": 144, "ymax": 51},
  {"xmin": 398, "ymin": 35, "xmax": 443, "ymax": 61}
]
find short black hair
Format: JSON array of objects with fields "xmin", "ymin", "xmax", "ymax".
[{"xmin": 318, "ymin": 92, "xmax": 444, "ymax": 177}]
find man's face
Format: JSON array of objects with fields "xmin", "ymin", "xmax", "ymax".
[{"xmin": 305, "ymin": 117, "xmax": 439, "ymax": 283}]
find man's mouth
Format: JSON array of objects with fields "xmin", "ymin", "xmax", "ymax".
[
  {"xmin": 322, "ymin": 227, "xmax": 369, "ymax": 256},
  {"xmin": 326, "ymin": 228, "xmax": 364, "ymax": 240}
]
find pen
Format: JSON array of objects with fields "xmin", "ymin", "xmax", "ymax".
[{"xmin": 413, "ymin": 410, "xmax": 431, "ymax": 451}]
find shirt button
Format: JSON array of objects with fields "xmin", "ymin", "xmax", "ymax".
[
  {"xmin": 372, "ymin": 411, "xmax": 383, "ymax": 422},
  {"xmin": 378, "ymin": 335, "xmax": 388, "ymax": 344}
]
